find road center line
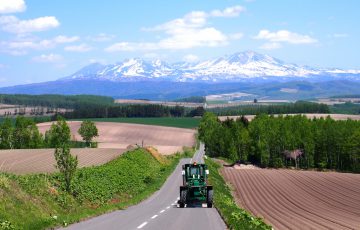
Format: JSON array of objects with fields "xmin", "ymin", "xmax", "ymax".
[
  {"xmin": 166, "ymin": 206, "xmax": 170, "ymax": 209},
  {"xmin": 151, "ymin": 215, "xmax": 158, "ymax": 219},
  {"xmin": 137, "ymin": 222, "xmax": 148, "ymax": 229},
  {"xmin": 160, "ymin": 209, "xmax": 165, "ymax": 213}
]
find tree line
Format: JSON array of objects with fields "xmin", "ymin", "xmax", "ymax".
[
  {"xmin": 0, "ymin": 116, "xmax": 98, "ymax": 149},
  {"xmin": 207, "ymin": 101, "xmax": 330, "ymax": 116},
  {"xmin": 0, "ymin": 94, "xmax": 114, "ymax": 109},
  {"xmin": 199, "ymin": 113, "xmax": 360, "ymax": 173},
  {"xmin": 60, "ymin": 104, "xmax": 205, "ymax": 119},
  {"xmin": 174, "ymin": 96, "xmax": 206, "ymax": 103}
]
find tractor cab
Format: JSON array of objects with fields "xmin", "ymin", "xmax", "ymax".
[{"xmin": 179, "ymin": 162, "xmax": 213, "ymax": 208}]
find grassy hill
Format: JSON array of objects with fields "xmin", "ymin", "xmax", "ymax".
[{"xmin": 0, "ymin": 148, "xmax": 186, "ymax": 229}]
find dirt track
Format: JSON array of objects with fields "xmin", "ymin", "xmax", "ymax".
[
  {"xmin": 221, "ymin": 167, "xmax": 360, "ymax": 230},
  {"xmin": 37, "ymin": 121, "xmax": 196, "ymax": 155},
  {"xmin": 0, "ymin": 148, "xmax": 125, "ymax": 174}
]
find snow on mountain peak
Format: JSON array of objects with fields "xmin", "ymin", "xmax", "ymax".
[{"xmin": 61, "ymin": 51, "xmax": 360, "ymax": 82}]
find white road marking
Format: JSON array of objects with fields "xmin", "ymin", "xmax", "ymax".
[
  {"xmin": 166, "ymin": 206, "xmax": 170, "ymax": 209},
  {"xmin": 137, "ymin": 222, "xmax": 148, "ymax": 229},
  {"xmin": 174, "ymin": 199, "xmax": 178, "ymax": 203},
  {"xmin": 177, "ymin": 197, "xmax": 180, "ymax": 200},
  {"xmin": 151, "ymin": 215, "xmax": 158, "ymax": 219},
  {"xmin": 160, "ymin": 209, "xmax": 165, "ymax": 213}
]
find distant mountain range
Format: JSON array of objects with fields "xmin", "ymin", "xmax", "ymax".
[
  {"xmin": 62, "ymin": 51, "xmax": 360, "ymax": 82},
  {"xmin": 1, "ymin": 51, "xmax": 360, "ymax": 100}
]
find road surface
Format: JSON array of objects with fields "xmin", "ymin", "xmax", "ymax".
[{"xmin": 65, "ymin": 144, "xmax": 226, "ymax": 230}]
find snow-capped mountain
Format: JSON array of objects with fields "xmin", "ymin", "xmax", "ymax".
[{"xmin": 62, "ymin": 51, "xmax": 360, "ymax": 82}]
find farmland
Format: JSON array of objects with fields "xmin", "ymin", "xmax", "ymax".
[
  {"xmin": 37, "ymin": 121, "xmax": 196, "ymax": 155},
  {"xmin": 0, "ymin": 148, "xmax": 125, "ymax": 174},
  {"xmin": 221, "ymin": 167, "xmax": 360, "ymax": 230},
  {"xmin": 74, "ymin": 117, "xmax": 200, "ymax": 129}
]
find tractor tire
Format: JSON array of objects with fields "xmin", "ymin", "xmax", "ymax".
[
  {"xmin": 180, "ymin": 190, "xmax": 187, "ymax": 208},
  {"xmin": 207, "ymin": 189, "xmax": 213, "ymax": 208}
]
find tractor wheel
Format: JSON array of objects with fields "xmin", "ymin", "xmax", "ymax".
[
  {"xmin": 207, "ymin": 189, "xmax": 213, "ymax": 208},
  {"xmin": 180, "ymin": 190, "xmax": 187, "ymax": 208}
]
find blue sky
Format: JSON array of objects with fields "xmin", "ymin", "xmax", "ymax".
[{"xmin": 0, "ymin": 0, "xmax": 359, "ymax": 86}]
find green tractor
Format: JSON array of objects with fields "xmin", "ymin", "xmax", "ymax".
[{"xmin": 178, "ymin": 162, "xmax": 213, "ymax": 208}]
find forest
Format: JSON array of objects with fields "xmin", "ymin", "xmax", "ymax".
[
  {"xmin": 0, "ymin": 94, "xmax": 114, "ymax": 109},
  {"xmin": 208, "ymin": 101, "xmax": 330, "ymax": 115},
  {"xmin": 61, "ymin": 101, "xmax": 329, "ymax": 119},
  {"xmin": 199, "ymin": 113, "xmax": 360, "ymax": 173}
]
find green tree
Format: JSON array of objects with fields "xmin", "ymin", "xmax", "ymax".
[
  {"xmin": 78, "ymin": 121, "xmax": 98, "ymax": 147},
  {"xmin": 54, "ymin": 144, "xmax": 78, "ymax": 192},
  {"xmin": 45, "ymin": 116, "xmax": 71, "ymax": 148},
  {"xmin": 0, "ymin": 118, "xmax": 14, "ymax": 149}
]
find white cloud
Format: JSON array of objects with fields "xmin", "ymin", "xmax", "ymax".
[
  {"xmin": 0, "ymin": 15, "xmax": 59, "ymax": 33},
  {"xmin": 229, "ymin": 33, "xmax": 243, "ymax": 40},
  {"xmin": 1, "ymin": 39, "xmax": 52, "ymax": 53},
  {"xmin": 0, "ymin": 35, "xmax": 80, "ymax": 55},
  {"xmin": 32, "ymin": 53, "xmax": 62, "ymax": 63},
  {"xmin": 88, "ymin": 33, "xmax": 115, "ymax": 42},
  {"xmin": 254, "ymin": 29, "xmax": 318, "ymax": 44},
  {"xmin": 106, "ymin": 6, "xmax": 245, "ymax": 52},
  {"xmin": 0, "ymin": 77, "xmax": 7, "ymax": 83},
  {"xmin": 0, "ymin": 0, "xmax": 26, "ymax": 14},
  {"xmin": 88, "ymin": 58, "xmax": 106, "ymax": 64},
  {"xmin": 183, "ymin": 54, "xmax": 199, "ymax": 62},
  {"xmin": 259, "ymin": 42, "xmax": 282, "ymax": 50},
  {"xmin": 53, "ymin": 35, "xmax": 80, "ymax": 43},
  {"xmin": 333, "ymin": 33, "xmax": 348, "ymax": 38},
  {"xmin": 64, "ymin": 43, "xmax": 93, "ymax": 52},
  {"xmin": 210, "ymin": 5, "xmax": 245, "ymax": 17}
]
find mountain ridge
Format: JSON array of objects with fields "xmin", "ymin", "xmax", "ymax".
[{"xmin": 61, "ymin": 51, "xmax": 360, "ymax": 82}]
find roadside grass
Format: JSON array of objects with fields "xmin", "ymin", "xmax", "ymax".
[
  {"xmin": 0, "ymin": 148, "xmax": 188, "ymax": 229},
  {"xmin": 205, "ymin": 158, "xmax": 271, "ymax": 230},
  {"xmin": 73, "ymin": 117, "xmax": 200, "ymax": 129}
]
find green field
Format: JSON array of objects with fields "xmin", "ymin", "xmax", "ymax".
[{"xmin": 74, "ymin": 117, "xmax": 200, "ymax": 129}]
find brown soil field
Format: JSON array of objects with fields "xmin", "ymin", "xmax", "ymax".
[
  {"xmin": 221, "ymin": 167, "xmax": 360, "ymax": 230},
  {"xmin": 37, "ymin": 121, "xmax": 196, "ymax": 155},
  {"xmin": 219, "ymin": 113, "xmax": 360, "ymax": 121},
  {"xmin": 0, "ymin": 148, "xmax": 125, "ymax": 174}
]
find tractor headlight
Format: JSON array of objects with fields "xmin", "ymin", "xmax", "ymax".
[
  {"xmin": 205, "ymin": 170, "xmax": 209, "ymax": 175},
  {"xmin": 181, "ymin": 170, "xmax": 185, "ymax": 175}
]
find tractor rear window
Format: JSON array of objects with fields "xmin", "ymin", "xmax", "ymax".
[{"xmin": 190, "ymin": 167, "xmax": 198, "ymax": 175}]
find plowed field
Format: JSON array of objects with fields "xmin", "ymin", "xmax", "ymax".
[
  {"xmin": 37, "ymin": 121, "xmax": 196, "ymax": 155},
  {"xmin": 221, "ymin": 167, "xmax": 360, "ymax": 230},
  {"xmin": 0, "ymin": 148, "xmax": 125, "ymax": 174}
]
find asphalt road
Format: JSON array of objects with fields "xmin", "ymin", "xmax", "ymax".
[{"xmin": 65, "ymin": 144, "xmax": 226, "ymax": 230}]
